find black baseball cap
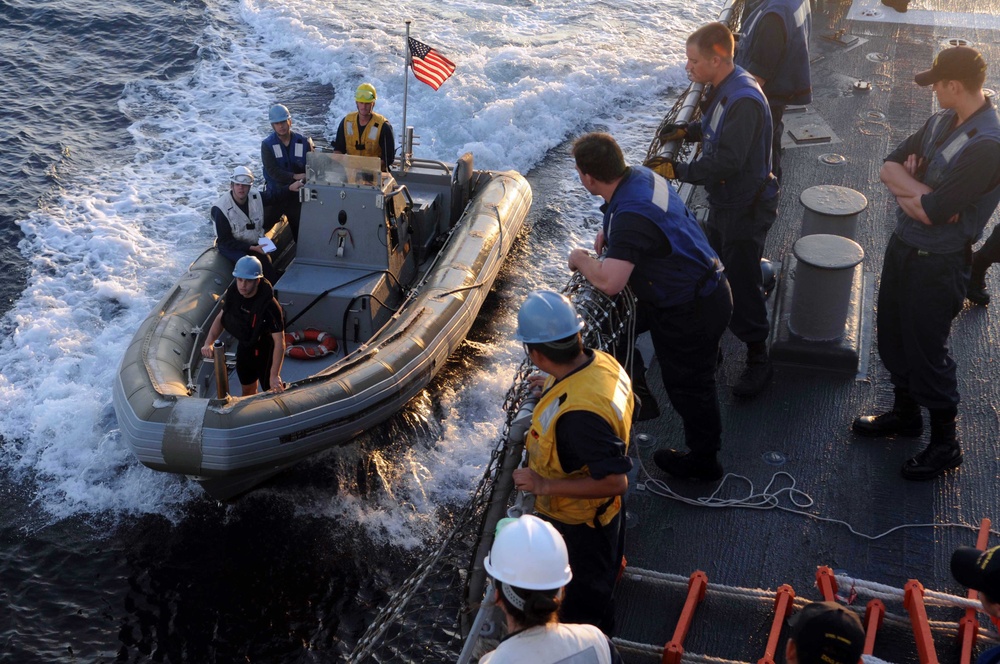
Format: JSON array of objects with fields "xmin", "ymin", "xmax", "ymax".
[
  {"xmin": 788, "ymin": 601, "xmax": 865, "ymax": 664},
  {"xmin": 951, "ymin": 545, "xmax": 1000, "ymax": 600},
  {"xmin": 914, "ymin": 46, "xmax": 987, "ymax": 86}
]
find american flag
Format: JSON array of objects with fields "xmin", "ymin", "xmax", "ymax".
[{"xmin": 408, "ymin": 38, "xmax": 456, "ymax": 91}]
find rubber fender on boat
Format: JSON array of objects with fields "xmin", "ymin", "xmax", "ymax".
[{"xmin": 284, "ymin": 328, "xmax": 338, "ymax": 359}]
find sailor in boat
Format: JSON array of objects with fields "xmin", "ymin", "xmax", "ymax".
[
  {"xmin": 784, "ymin": 601, "xmax": 864, "ymax": 664},
  {"xmin": 200, "ymin": 255, "xmax": 286, "ymax": 396},
  {"xmin": 260, "ymin": 103, "xmax": 313, "ymax": 239},
  {"xmin": 568, "ymin": 133, "xmax": 731, "ymax": 482},
  {"xmin": 479, "ymin": 514, "xmax": 622, "ymax": 664},
  {"xmin": 332, "ymin": 83, "xmax": 396, "ymax": 172},
  {"xmin": 210, "ymin": 165, "xmax": 301, "ymax": 285},
  {"xmin": 951, "ymin": 545, "xmax": 1000, "ymax": 663},
  {"xmin": 852, "ymin": 46, "xmax": 1000, "ymax": 481},
  {"xmin": 510, "ymin": 291, "xmax": 633, "ymax": 634},
  {"xmin": 658, "ymin": 22, "xmax": 780, "ymax": 399}
]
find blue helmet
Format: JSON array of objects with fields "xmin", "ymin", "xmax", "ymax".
[
  {"xmin": 268, "ymin": 104, "xmax": 291, "ymax": 124},
  {"xmin": 233, "ymin": 255, "xmax": 263, "ymax": 279},
  {"xmin": 514, "ymin": 291, "xmax": 585, "ymax": 344}
]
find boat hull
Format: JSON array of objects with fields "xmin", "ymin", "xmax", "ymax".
[{"xmin": 114, "ymin": 169, "xmax": 531, "ymax": 499}]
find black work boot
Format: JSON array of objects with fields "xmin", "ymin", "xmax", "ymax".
[
  {"xmin": 901, "ymin": 408, "xmax": 962, "ymax": 480},
  {"xmin": 967, "ymin": 271, "xmax": 990, "ymax": 306},
  {"xmin": 733, "ymin": 341, "xmax": 773, "ymax": 398},
  {"xmin": 632, "ymin": 375, "xmax": 661, "ymax": 422},
  {"xmin": 881, "ymin": 0, "xmax": 908, "ymax": 11},
  {"xmin": 852, "ymin": 390, "xmax": 923, "ymax": 437},
  {"xmin": 652, "ymin": 449, "xmax": 724, "ymax": 481}
]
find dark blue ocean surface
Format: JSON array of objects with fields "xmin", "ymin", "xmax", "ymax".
[
  {"xmin": 0, "ymin": 0, "xmax": 209, "ymax": 322},
  {"xmin": 0, "ymin": 0, "xmax": 693, "ymax": 656},
  {"xmin": 0, "ymin": 0, "xmax": 404, "ymax": 660},
  {"xmin": 0, "ymin": 2, "xmax": 527, "ymax": 658}
]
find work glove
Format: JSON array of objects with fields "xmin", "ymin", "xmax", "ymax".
[
  {"xmin": 650, "ymin": 159, "xmax": 676, "ymax": 180},
  {"xmin": 658, "ymin": 121, "xmax": 688, "ymax": 142}
]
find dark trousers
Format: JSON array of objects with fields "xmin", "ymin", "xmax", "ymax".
[
  {"xmin": 544, "ymin": 511, "xmax": 623, "ymax": 635},
  {"xmin": 236, "ymin": 339, "xmax": 276, "ymax": 391},
  {"xmin": 264, "ymin": 202, "xmax": 302, "ymax": 242},
  {"xmin": 877, "ymin": 234, "xmax": 968, "ymax": 408},
  {"xmin": 971, "ymin": 222, "xmax": 1000, "ymax": 282},
  {"xmin": 706, "ymin": 195, "xmax": 777, "ymax": 345},
  {"xmin": 637, "ymin": 278, "xmax": 733, "ymax": 453},
  {"xmin": 770, "ymin": 104, "xmax": 786, "ymax": 183}
]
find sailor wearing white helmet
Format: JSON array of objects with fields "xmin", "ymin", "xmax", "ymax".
[
  {"xmin": 210, "ymin": 165, "xmax": 301, "ymax": 284},
  {"xmin": 479, "ymin": 514, "xmax": 623, "ymax": 664}
]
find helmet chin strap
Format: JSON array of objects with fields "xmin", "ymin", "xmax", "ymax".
[{"xmin": 500, "ymin": 581, "xmax": 526, "ymax": 612}]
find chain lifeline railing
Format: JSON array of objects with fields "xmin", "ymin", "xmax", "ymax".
[
  {"xmin": 348, "ymin": 5, "xmax": 750, "ymax": 659},
  {"xmin": 346, "ymin": 274, "xmax": 636, "ymax": 663},
  {"xmin": 643, "ymin": 0, "xmax": 745, "ymax": 177}
]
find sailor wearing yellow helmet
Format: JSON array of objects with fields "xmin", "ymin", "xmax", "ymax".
[{"xmin": 333, "ymin": 82, "xmax": 396, "ymax": 171}]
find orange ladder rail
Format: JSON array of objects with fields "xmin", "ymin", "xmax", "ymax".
[
  {"xmin": 863, "ymin": 599, "xmax": 885, "ymax": 655},
  {"xmin": 905, "ymin": 579, "xmax": 939, "ymax": 664},
  {"xmin": 662, "ymin": 570, "xmax": 708, "ymax": 664},
  {"xmin": 816, "ymin": 566, "xmax": 838, "ymax": 602},
  {"xmin": 958, "ymin": 518, "xmax": 992, "ymax": 664},
  {"xmin": 758, "ymin": 584, "xmax": 795, "ymax": 664}
]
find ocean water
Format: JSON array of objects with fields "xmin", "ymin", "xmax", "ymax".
[{"xmin": 0, "ymin": 0, "xmax": 721, "ymax": 659}]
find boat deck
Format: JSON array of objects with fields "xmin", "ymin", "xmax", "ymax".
[{"xmin": 616, "ymin": 1, "xmax": 1000, "ymax": 661}]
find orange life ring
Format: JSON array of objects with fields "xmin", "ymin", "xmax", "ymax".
[{"xmin": 283, "ymin": 328, "xmax": 338, "ymax": 359}]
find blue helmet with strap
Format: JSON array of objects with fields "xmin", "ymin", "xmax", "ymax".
[
  {"xmin": 514, "ymin": 291, "xmax": 585, "ymax": 343},
  {"xmin": 233, "ymin": 255, "xmax": 263, "ymax": 279},
  {"xmin": 268, "ymin": 104, "xmax": 291, "ymax": 124}
]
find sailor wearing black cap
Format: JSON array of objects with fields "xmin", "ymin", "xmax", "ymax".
[
  {"xmin": 784, "ymin": 601, "xmax": 864, "ymax": 664},
  {"xmin": 852, "ymin": 46, "xmax": 1000, "ymax": 481},
  {"xmin": 952, "ymin": 545, "xmax": 1000, "ymax": 663}
]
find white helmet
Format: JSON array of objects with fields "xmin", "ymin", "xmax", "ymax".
[
  {"xmin": 484, "ymin": 515, "xmax": 572, "ymax": 590},
  {"xmin": 231, "ymin": 165, "xmax": 254, "ymax": 185}
]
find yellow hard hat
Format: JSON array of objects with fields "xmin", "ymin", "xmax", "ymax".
[{"xmin": 355, "ymin": 83, "xmax": 377, "ymax": 103}]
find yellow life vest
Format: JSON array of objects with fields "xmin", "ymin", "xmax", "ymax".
[
  {"xmin": 344, "ymin": 111, "xmax": 387, "ymax": 160},
  {"xmin": 526, "ymin": 350, "xmax": 633, "ymax": 527}
]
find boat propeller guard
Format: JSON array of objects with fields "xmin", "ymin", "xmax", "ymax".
[{"xmin": 284, "ymin": 328, "xmax": 338, "ymax": 359}]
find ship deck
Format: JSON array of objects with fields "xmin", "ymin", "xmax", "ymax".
[{"xmin": 615, "ymin": 1, "xmax": 1000, "ymax": 661}]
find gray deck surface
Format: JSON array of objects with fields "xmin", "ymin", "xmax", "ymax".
[{"xmin": 615, "ymin": 1, "xmax": 1000, "ymax": 661}]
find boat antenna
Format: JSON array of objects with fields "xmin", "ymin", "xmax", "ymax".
[{"xmin": 401, "ymin": 21, "xmax": 413, "ymax": 169}]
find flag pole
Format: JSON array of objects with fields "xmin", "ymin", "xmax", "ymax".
[{"xmin": 401, "ymin": 21, "xmax": 412, "ymax": 167}]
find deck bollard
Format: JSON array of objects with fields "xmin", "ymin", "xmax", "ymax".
[
  {"xmin": 788, "ymin": 234, "xmax": 864, "ymax": 341},
  {"xmin": 800, "ymin": 185, "xmax": 868, "ymax": 240},
  {"xmin": 213, "ymin": 339, "xmax": 229, "ymax": 398}
]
